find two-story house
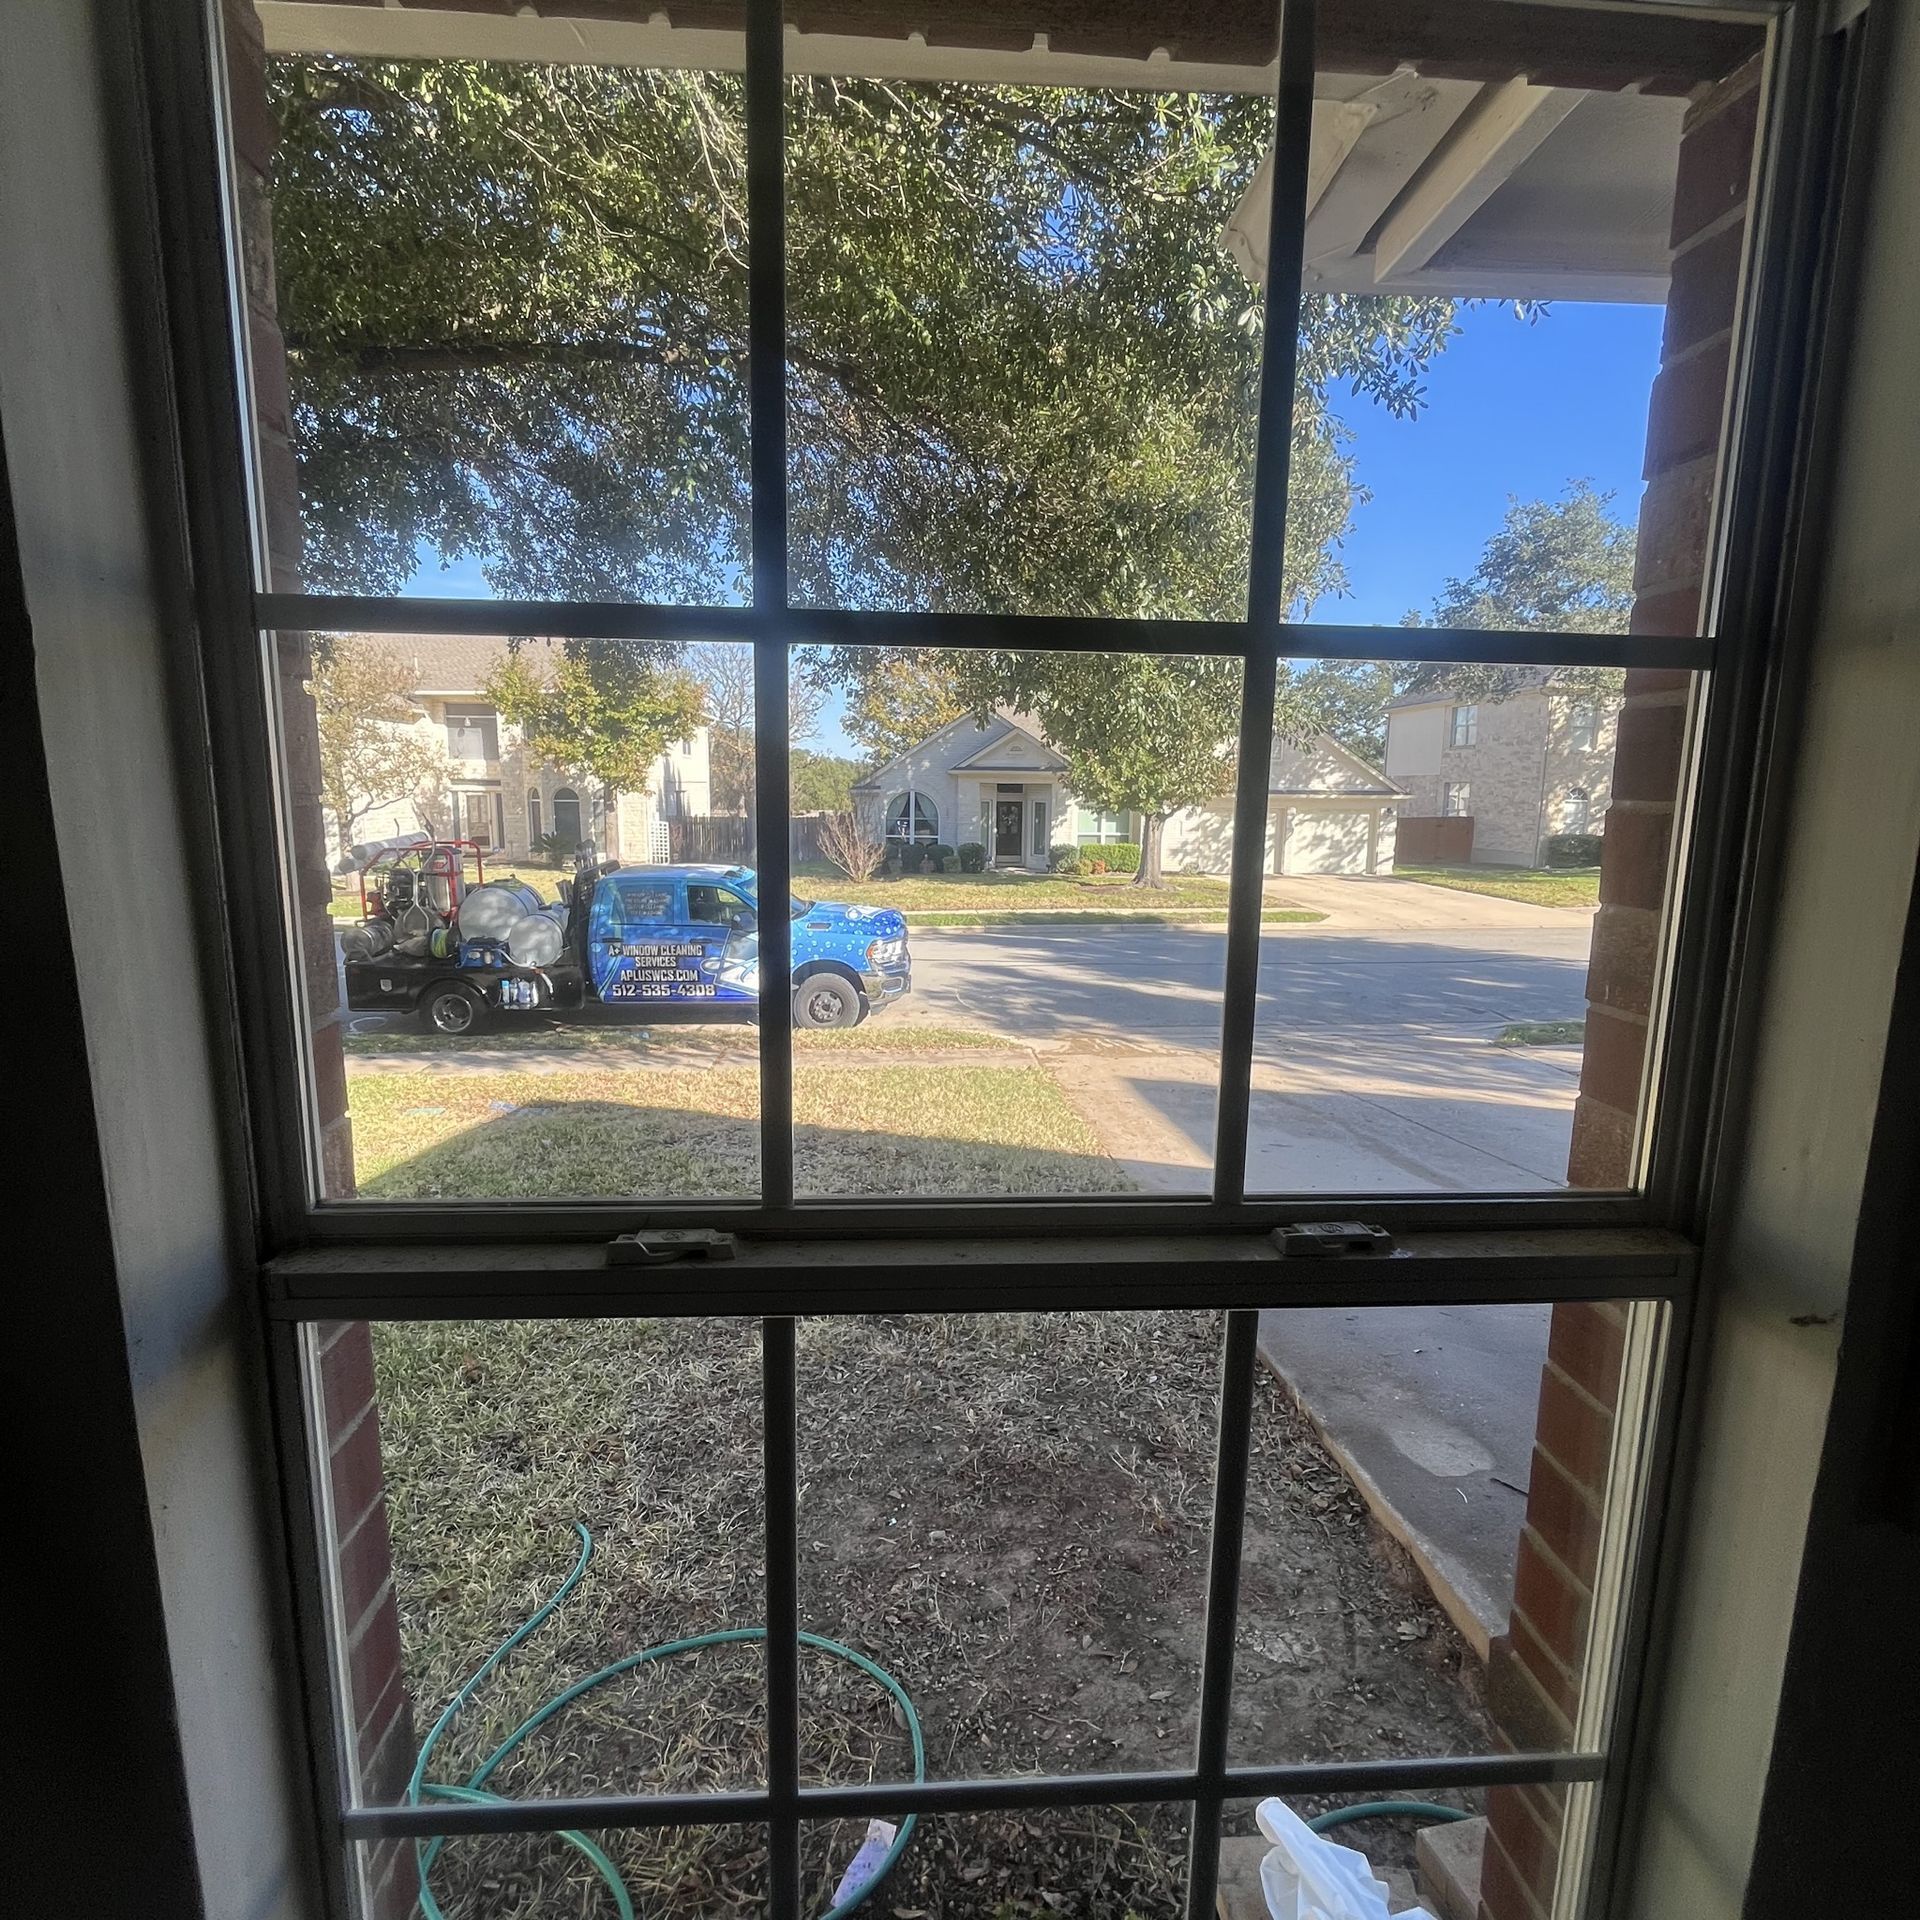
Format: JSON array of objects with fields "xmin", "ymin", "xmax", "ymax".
[
  {"xmin": 1383, "ymin": 669, "xmax": 1621, "ymax": 867},
  {"xmin": 336, "ymin": 634, "xmax": 712, "ymax": 867}
]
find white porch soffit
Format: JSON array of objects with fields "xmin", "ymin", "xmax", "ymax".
[{"xmin": 1223, "ymin": 70, "xmax": 1686, "ymax": 303}]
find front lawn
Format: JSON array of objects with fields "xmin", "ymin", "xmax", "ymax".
[
  {"xmin": 1395, "ymin": 863, "xmax": 1601, "ymax": 908},
  {"xmin": 342, "ymin": 1021, "xmax": 1021, "ymax": 1057},
  {"xmin": 348, "ymin": 1062, "xmax": 1134, "ymax": 1199}
]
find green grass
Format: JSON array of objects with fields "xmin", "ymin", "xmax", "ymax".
[
  {"xmin": 1395, "ymin": 863, "xmax": 1601, "ymax": 908},
  {"xmin": 343, "ymin": 1021, "xmax": 1020, "ymax": 1056},
  {"xmin": 909, "ymin": 906, "xmax": 1324, "ymax": 926},
  {"xmin": 349, "ymin": 1062, "xmax": 1134, "ymax": 1200},
  {"xmin": 1498, "ymin": 1019, "xmax": 1588, "ymax": 1047}
]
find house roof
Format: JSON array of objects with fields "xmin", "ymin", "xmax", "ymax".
[
  {"xmin": 1386, "ymin": 666, "xmax": 1590, "ymax": 711},
  {"xmin": 349, "ymin": 633, "xmax": 564, "ymax": 698},
  {"xmin": 1268, "ymin": 734, "xmax": 1403, "ymax": 798},
  {"xmin": 949, "ymin": 715, "xmax": 1069, "ymax": 774}
]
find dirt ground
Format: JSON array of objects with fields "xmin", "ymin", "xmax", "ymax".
[{"xmin": 368, "ymin": 1313, "xmax": 1492, "ymax": 1917}]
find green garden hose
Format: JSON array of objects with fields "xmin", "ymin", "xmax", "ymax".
[
  {"xmin": 409, "ymin": 1523, "xmax": 924, "ymax": 1920},
  {"xmin": 1307, "ymin": 1800, "xmax": 1471, "ymax": 1834}
]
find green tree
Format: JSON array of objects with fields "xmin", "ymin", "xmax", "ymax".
[
  {"xmin": 312, "ymin": 639, "xmax": 452, "ymax": 852},
  {"xmin": 1407, "ymin": 480, "xmax": 1636, "ymax": 705},
  {"xmin": 813, "ymin": 650, "xmax": 970, "ymax": 766},
  {"xmin": 1285, "ymin": 659, "xmax": 1409, "ymax": 768},
  {"xmin": 266, "ymin": 58, "xmax": 1467, "ymax": 615},
  {"xmin": 486, "ymin": 646, "xmax": 705, "ymax": 804},
  {"xmin": 790, "ymin": 750, "xmax": 862, "ymax": 814}
]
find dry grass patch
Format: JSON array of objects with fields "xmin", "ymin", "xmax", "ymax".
[
  {"xmin": 366, "ymin": 1313, "xmax": 1492, "ymax": 1918},
  {"xmin": 349, "ymin": 1064, "xmax": 1132, "ymax": 1201}
]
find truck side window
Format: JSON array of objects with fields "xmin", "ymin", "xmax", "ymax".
[
  {"xmin": 688, "ymin": 886, "xmax": 751, "ymax": 925},
  {"xmin": 615, "ymin": 884, "xmax": 673, "ymax": 928}
]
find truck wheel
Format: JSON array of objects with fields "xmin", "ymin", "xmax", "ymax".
[
  {"xmin": 792, "ymin": 972, "xmax": 862, "ymax": 1029},
  {"xmin": 422, "ymin": 983, "xmax": 487, "ymax": 1037}
]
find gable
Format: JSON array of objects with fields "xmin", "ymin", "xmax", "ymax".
[
  {"xmin": 1269, "ymin": 733, "xmax": 1404, "ymax": 797},
  {"xmin": 951, "ymin": 718, "xmax": 1068, "ymax": 773}
]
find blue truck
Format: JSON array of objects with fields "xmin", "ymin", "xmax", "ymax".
[{"xmin": 341, "ymin": 850, "xmax": 910, "ymax": 1035}]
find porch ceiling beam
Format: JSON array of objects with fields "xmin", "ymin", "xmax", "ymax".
[{"xmin": 1370, "ymin": 77, "xmax": 1583, "ymax": 283}]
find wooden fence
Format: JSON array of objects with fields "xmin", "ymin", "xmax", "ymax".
[
  {"xmin": 667, "ymin": 814, "xmax": 828, "ymax": 865},
  {"xmin": 1393, "ymin": 815, "xmax": 1475, "ymax": 866}
]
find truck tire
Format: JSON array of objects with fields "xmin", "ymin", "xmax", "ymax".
[
  {"xmin": 422, "ymin": 982, "xmax": 487, "ymax": 1037},
  {"xmin": 791, "ymin": 971, "xmax": 862, "ymax": 1029}
]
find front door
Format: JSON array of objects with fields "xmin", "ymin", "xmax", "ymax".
[{"xmin": 994, "ymin": 799, "xmax": 1025, "ymax": 858}]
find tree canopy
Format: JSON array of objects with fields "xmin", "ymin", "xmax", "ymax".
[
  {"xmin": 313, "ymin": 640, "xmax": 451, "ymax": 851},
  {"xmin": 267, "ymin": 57, "xmax": 1462, "ymax": 617}
]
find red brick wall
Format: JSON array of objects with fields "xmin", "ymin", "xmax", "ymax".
[
  {"xmin": 1480, "ymin": 56, "xmax": 1763, "ymax": 1920},
  {"xmin": 225, "ymin": 8, "xmax": 415, "ymax": 1913}
]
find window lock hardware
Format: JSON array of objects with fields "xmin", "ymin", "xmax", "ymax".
[
  {"xmin": 608, "ymin": 1228, "xmax": 739, "ymax": 1266},
  {"xmin": 1272, "ymin": 1222, "xmax": 1396, "ymax": 1258}
]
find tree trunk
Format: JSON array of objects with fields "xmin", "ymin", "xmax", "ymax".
[{"xmin": 1134, "ymin": 813, "xmax": 1167, "ymax": 888}]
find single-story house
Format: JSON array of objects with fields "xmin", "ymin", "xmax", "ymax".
[
  {"xmin": 1383, "ymin": 669, "xmax": 1622, "ymax": 867},
  {"xmin": 850, "ymin": 709, "xmax": 1405, "ymax": 876},
  {"xmin": 332, "ymin": 634, "xmax": 712, "ymax": 869}
]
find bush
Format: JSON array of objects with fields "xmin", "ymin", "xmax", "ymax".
[
  {"xmin": 927, "ymin": 843, "xmax": 957, "ymax": 873},
  {"xmin": 1545, "ymin": 832, "xmax": 1604, "ymax": 868},
  {"xmin": 957, "ymin": 841, "xmax": 986, "ymax": 873},
  {"xmin": 1047, "ymin": 845, "xmax": 1082, "ymax": 874},
  {"xmin": 1099, "ymin": 841, "xmax": 1142, "ymax": 874}
]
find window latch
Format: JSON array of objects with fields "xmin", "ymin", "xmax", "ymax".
[
  {"xmin": 607, "ymin": 1228, "xmax": 738, "ymax": 1267},
  {"xmin": 1272, "ymin": 1222, "xmax": 1396, "ymax": 1258}
]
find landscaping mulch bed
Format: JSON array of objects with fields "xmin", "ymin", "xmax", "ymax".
[{"xmin": 370, "ymin": 1313, "xmax": 1494, "ymax": 1917}]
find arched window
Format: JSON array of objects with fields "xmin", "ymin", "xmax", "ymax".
[
  {"xmin": 552, "ymin": 787, "xmax": 582, "ymax": 846},
  {"xmin": 1564, "ymin": 786, "xmax": 1592, "ymax": 834},
  {"xmin": 887, "ymin": 791, "xmax": 939, "ymax": 841},
  {"xmin": 527, "ymin": 791, "xmax": 543, "ymax": 846}
]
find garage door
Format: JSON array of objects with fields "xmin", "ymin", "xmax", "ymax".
[{"xmin": 1281, "ymin": 806, "xmax": 1373, "ymax": 875}]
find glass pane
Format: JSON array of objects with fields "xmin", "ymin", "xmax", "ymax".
[
  {"xmin": 783, "ymin": 17, "xmax": 1277, "ymax": 615},
  {"xmin": 1230, "ymin": 1300, "xmax": 1666, "ymax": 1765},
  {"xmin": 1249, "ymin": 1, "xmax": 1766, "ymax": 635},
  {"xmin": 803, "ymin": 1805, "xmax": 1189, "ymax": 1919},
  {"xmin": 353, "ymin": 1825, "xmax": 766, "ymax": 1920},
  {"xmin": 308, "ymin": 1318, "xmax": 765, "ymax": 1806},
  {"xmin": 1246, "ymin": 661, "xmax": 1697, "ymax": 1196},
  {"xmin": 231, "ymin": 3, "xmax": 749, "ymax": 601},
  {"xmin": 288, "ymin": 631, "xmax": 763, "ymax": 1202},
  {"xmin": 789, "ymin": 644, "xmax": 1248, "ymax": 1197},
  {"xmin": 796, "ymin": 1312, "xmax": 1217, "ymax": 1783}
]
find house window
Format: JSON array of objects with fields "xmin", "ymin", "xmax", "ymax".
[
  {"xmin": 887, "ymin": 792, "xmax": 939, "ymax": 841},
  {"xmin": 1077, "ymin": 808, "xmax": 1136, "ymax": 844},
  {"xmin": 1444, "ymin": 782, "xmax": 1472, "ymax": 817},
  {"xmin": 184, "ymin": 2, "xmax": 1817, "ymax": 1912},
  {"xmin": 444, "ymin": 705, "xmax": 499, "ymax": 762},
  {"xmin": 527, "ymin": 791, "xmax": 542, "ymax": 846},
  {"xmin": 1565, "ymin": 787, "xmax": 1593, "ymax": 834},
  {"xmin": 1030, "ymin": 798, "xmax": 1048, "ymax": 856},
  {"xmin": 1568, "ymin": 701, "xmax": 1601, "ymax": 752}
]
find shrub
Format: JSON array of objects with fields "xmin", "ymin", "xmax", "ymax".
[
  {"xmin": 1047, "ymin": 845, "xmax": 1082, "ymax": 874},
  {"xmin": 1545, "ymin": 832, "xmax": 1604, "ymax": 869},
  {"xmin": 957, "ymin": 841, "xmax": 986, "ymax": 873},
  {"xmin": 536, "ymin": 830, "xmax": 580, "ymax": 865},
  {"xmin": 1099, "ymin": 841, "xmax": 1142, "ymax": 874},
  {"xmin": 927, "ymin": 843, "xmax": 957, "ymax": 873},
  {"xmin": 818, "ymin": 810, "xmax": 886, "ymax": 882}
]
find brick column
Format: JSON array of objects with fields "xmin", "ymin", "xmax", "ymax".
[
  {"xmin": 1479, "ymin": 59, "xmax": 1764, "ymax": 1920},
  {"xmin": 225, "ymin": 10, "xmax": 416, "ymax": 1913}
]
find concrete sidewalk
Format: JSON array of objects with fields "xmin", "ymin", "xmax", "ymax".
[
  {"xmin": 1268, "ymin": 873, "xmax": 1595, "ymax": 932},
  {"xmin": 1255, "ymin": 1304, "xmax": 1550, "ymax": 1658}
]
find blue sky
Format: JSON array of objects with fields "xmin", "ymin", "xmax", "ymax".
[{"xmin": 404, "ymin": 300, "xmax": 1664, "ymax": 756}]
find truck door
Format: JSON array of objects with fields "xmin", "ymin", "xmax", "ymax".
[
  {"xmin": 685, "ymin": 881, "xmax": 761, "ymax": 1005},
  {"xmin": 588, "ymin": 874, "xmax": 703, "ymax": 1004}
]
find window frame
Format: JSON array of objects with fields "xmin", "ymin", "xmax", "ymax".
[
  {"xmin": 164, "ymin": 0, "xmax": 1829, "ymax": 1252},
  {"xmin": 130, "ymin": 0, "xmax": 1876, "ymax": 1916},
  {"xmin": 1450, "ymin": 703, "xmax": 1480, "ymax": 748},
  {"xmin": 1444, "ymin": 780, "xmax": 1473, "ymax": 818}
]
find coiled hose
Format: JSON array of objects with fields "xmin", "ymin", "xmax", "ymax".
[{"xmin": 408, "ymin": 1523, "xmax": 925, "ymax": 1920}]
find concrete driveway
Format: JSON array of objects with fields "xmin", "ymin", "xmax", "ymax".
[{"xmin": 1268, "ymin": 872, "xmax": 1595, "ymax": 932}]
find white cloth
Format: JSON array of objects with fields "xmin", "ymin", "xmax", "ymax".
[{"xmin": 1256, "ymin": 1797, "xmax": 1438, "ymax": 1920}]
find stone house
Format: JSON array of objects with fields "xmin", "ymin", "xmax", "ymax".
[
  {"xmin": 1383, "ymin": 670, "xmax": 1621, "ymax": 867},
  {"xmin": 850, "ymin": 708, "xmax": 1405, "ymax": 876},
  {"xmin": 333, "ymin": 633, "xmax": 711, "ymax": 868}
]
